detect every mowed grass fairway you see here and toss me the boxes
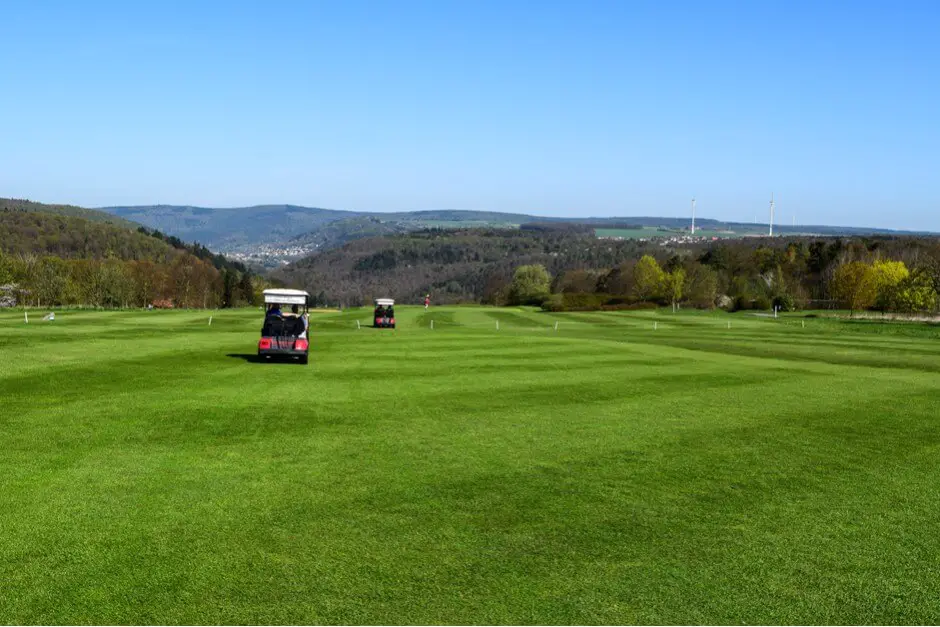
[2,306,940,624]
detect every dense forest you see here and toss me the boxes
[276,227,940,315]
[274,228,651,307]
[1,209,178,260]
[1,197,139,228]
[0,207,260,309]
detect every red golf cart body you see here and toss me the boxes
[373,298,396,329]
[258,288,310,364]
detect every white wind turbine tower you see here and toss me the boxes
[769,193,775,236]
[691,197,696,235]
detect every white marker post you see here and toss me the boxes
[654,321,657,331]
[357,320,361,330]
[554,321,558,331]
[496,320,499,331]
[208,316,212,326]
[802,319,805,329]
[727,321,731,329]
[430,319,434,330]
[24,310,28,324]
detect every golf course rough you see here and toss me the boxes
[1,306,939,624]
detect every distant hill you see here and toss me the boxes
[102,204,367,251]
[100,203,937,260]
[2,198,139,229]
[273,227,649,307]
[100,204,541,253]
[288,216,414,251]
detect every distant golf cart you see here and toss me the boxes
[258,288,310,364]
[373,298,396,329]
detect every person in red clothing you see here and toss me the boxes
[424,294,430,310]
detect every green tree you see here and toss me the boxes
[871,260,909,311]
[596,261,635,297]
[221,269,237,308]
[33,256,70,306]
[128,260,163,308]
[0,250,12,285]
[895,269,938,313]
[555,269,600,294]
[830,262,878,316]
[508,264,551,305]
[633,255,665,302]
[238,272,254,306]
[685,263,718,308]
[663,268,686,312]
[100,258,132,308]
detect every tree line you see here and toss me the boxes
[517,239,940,315]
[0,250,262,309]
[276,227,940,315]
[0,209,262,309]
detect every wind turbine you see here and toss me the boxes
[691,197,696,235]
[769,193,775,237]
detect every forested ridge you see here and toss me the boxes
[1,209,176,260]
[275,227,663,306]
[0,205,261,309]
[1,197,139,229]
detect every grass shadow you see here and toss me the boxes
[225,353,305,365]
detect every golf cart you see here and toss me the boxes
[373,298,396,329]
[258,288,310,364]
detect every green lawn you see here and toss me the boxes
[595,227,658,238]
[2,306,940,624]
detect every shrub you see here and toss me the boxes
[773,294,796,312]
[540,294,564,312]
[753,295,772,311]
[508,264,552,306]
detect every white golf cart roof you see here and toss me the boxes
[263,288,309,305]
[374,298,395,306]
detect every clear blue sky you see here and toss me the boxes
[2,0,938,229]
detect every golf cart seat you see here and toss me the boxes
[262,315,305,337]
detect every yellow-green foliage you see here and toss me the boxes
[831,261,878,313]
[664,267,686,306]
[633,255,665,302]
[872,260,909,310]
[896,270,938,312]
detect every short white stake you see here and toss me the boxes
[802,319,805,329]
[727,321,731,329]
[208,316,212,326]
[554,321,558,331]
[431,319,434,330]
[496,320,499,331]
[357,320,361,329]
[654,321,657,331]
[24,310,28,324]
